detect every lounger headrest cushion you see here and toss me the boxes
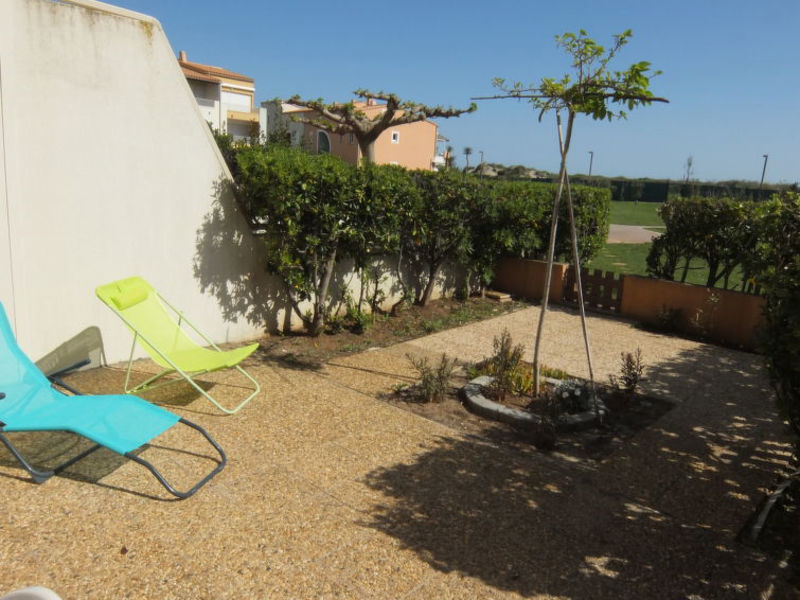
[110,287,149,310]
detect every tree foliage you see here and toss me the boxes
[646,197,758,288]
[228,143,611,332]
[487,29,667,122]
[235,146,360,336]
[286,90,476,164]
[744,192,800,441]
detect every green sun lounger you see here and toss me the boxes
[96,276,260,415]
[0,303,225,498]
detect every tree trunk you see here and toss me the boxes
[706,260,719,287]
[532,110,574,395]
[309,248,338,336]
[563,163,599,418]
[680,256,691,282]
[419,261,441,307]
[358,138,376,165]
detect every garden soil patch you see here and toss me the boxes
[383,372,676,462]
[252,296,525,369]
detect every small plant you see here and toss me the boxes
[655,305,682,332]
[406,353,457,403]
[422,318,446,333]
[551,379,592,414]
[487,329,525,401]
[609,347,645,395]
[344,293,373,334]
[540,364,571,381]
[690,293,720,338]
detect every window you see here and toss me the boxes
[317,131,331,154]
[221,90,252,112]
[348,133,355,144]
[391,131,400,144]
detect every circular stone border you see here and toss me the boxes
[460,375,608,432]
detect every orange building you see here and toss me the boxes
[263,99,446,171]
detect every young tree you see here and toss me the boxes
[684,155,694,183]
[287,90,476,165]
[475,29,668,400]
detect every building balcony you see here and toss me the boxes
[227,109,259,123]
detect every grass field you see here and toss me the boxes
[609,201,664,226]
[586,242,746,289]
[585,200,747,290]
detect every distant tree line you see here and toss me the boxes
[518,173,794,203]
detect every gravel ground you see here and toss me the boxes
[0,305,795,599]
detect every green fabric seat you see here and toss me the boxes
[96,276,260,415]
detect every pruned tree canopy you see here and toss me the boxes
[475,29,668,122]
[287,89,476,163]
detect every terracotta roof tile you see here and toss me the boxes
[178,59,254,84]
[180,65,221,84]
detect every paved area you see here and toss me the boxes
[0,306,795,599]
[608,224,661,243]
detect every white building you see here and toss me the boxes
[178,50,260,140]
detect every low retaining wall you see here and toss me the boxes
[620,275,763,350]
[492,258,568,303]
[492,258,764,350]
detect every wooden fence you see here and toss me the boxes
[562,267,624,313]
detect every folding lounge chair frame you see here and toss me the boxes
[0,309,226,499]
[96,277,260,415]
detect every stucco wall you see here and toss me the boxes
[493,258,764,350]
[0,0,271,363]
[492,258,568,303]
[372,120,437,170]
[620,275,764,350]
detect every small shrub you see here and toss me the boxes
[487,329,525,401]
[406,353,457,403]
[550,379,592,414]
[689,293,720,338]
[655,305,682,332]
[609,347,645,394]
[344,295,373,334]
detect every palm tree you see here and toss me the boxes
[463,146,473,171]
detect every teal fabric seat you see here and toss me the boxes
[0,303,225,498]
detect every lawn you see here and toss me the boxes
[586,242,651,276]
[586,242,747,289]
[609,200,664,226]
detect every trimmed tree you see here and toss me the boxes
[235,146,361,336]
[286,90,476,165]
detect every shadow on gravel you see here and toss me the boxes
[361,344,793,598]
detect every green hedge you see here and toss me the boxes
[644,191,800,445]
[746,192,800,443]
[231,145,610,330]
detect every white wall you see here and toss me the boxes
[188,80,221,129]
[0,0,270,363]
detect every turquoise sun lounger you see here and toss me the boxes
[0,303,225,498]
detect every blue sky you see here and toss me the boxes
[113,0,799,183]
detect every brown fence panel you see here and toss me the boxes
[563,267,623,313]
